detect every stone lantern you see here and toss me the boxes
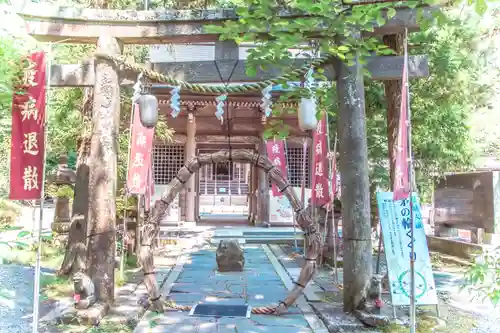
[50,154,76,243]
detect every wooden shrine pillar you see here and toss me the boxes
[247,165,254,223]
[257,129,270,225]
[185,112,197,222]
[250,162,259,224]
[334,56,372,312]
[87,36,123,304]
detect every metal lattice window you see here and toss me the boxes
[286,147,310,188]
[153,145,185,185]
[267,146,310,188]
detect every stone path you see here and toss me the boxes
[0,264,57,333]
[135,244,321,333]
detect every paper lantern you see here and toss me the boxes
[137,94,159,128]
[298,98,318,131]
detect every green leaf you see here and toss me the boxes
[475,0,488,16]
[16,231,31,239]
[310,5,322,14]
[338,45,350,53]
[0,241,12,248]
[235,7,247,16]
[4,226,23,231]
[246,66,257,77]
[376,14,386,27]
[149,319,158,328]
[387,8,396,19]
[14,241,29,248]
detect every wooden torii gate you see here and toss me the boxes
[13,3,431,316]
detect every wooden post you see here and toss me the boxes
[87,35,122,304]
[249,162,258,224]
[185,112,196,222]
[334,57,373,312]
[257,130,270,225]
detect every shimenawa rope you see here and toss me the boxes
[163,301,280,315]
[94,53,332,94]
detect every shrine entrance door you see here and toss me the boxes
[196,147,252,222]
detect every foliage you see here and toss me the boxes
[116,187,138,219]
[0,198,21,230]
[0,230,63,268]
[463,246,500,307]
[0,36,24,197]
[45,184,75,199]
[208,1,495,205]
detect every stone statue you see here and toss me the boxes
[57,215,87,277]
[72,271,96,310]
[353,274,389,327]
[216,240,245,272]
[50,154,77,244]
[366,274,384,313]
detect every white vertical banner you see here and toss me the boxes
[269,187,311,224]
[376,191,438,306]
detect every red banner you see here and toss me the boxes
[393,54,410,201]
[9,52,46,200]
[266,140,287,197]
[127,104,155,194]
[312,114,331,206]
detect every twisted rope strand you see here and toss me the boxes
[94,53,332,94]
[163,301,280,315]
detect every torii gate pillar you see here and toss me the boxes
[87,35,123,304]
[335,57,372,312]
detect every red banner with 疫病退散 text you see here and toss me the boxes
[127,104,155,194]
[9,52,47,200]
[266,140,287,197]
[312,113,331,206]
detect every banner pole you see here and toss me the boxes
[329,135,339,284]
[32,42,52,333]
[120,193,128,281]
[301,137,308,257]
[375,233,384,275]
[121,98,136,280]
[403,28,417,333]
[320,112,332,268]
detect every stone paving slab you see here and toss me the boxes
[138,311,313,333]
[136,244,317,332]
[269,245,323,302]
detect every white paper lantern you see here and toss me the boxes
[298,98,318,131]
[138,94,159,128]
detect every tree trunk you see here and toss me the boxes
[383,34,404,188]
[86,36,122,304]
[334,57,372,313]
[58,88,92,276]
[72,88,93,220]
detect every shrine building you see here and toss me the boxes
[149,44,313,226]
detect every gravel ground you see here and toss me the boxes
[0,264,57,333]
[374,254,500,333]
